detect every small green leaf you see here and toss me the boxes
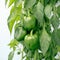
[56,45,60,51]
[44,4,52,19]
[7,6,22,33]
[14,20,23,30]
[40,28,51,56]
[32,2,44,26]
[8,0,15,7]
[50,0,57,5]
[45,0,49,6]
[40,0,44,5]
[15,0,22,7]
[56,5,60,17]
[10,6,15,15]
[8,39,19,49]
[8,51,14,60]
[24,0,36,9]
[33,50,40,60]
[52,29,60,46]
[8,16,15,33]
[50,13,59,29]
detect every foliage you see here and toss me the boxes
[6,0,60,60]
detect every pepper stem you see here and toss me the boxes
[30,30,33,36]
[28,10,30,17]
[43,22,46,30]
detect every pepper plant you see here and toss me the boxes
[6,0,60,60]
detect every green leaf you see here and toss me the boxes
[7,6,22,33]
[45,43,57,60]
[32,2,44,26]
[24,0,36,9]
[40,0,44,5]
[14,20,23,30]
[50,13,59,29]
[8,39,19,49]
[56,5,60,17]
[52,29,60,46]
[45,0,49,6]
[40,28,51,56]
[45,23,51,35]
[10,6,15,15]
[56,45,60,51]
[15,0,22,7]
[33,50,40,60]
[8,51,14,60]
[44,4,52,19]
[8,16,15,33]
[50,0,57,5]
[8,0,15,7]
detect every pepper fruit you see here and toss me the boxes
[14,22,27,41]
[24,30,39,50]
[23,16,36,31]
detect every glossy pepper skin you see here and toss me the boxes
[24,31,39,50]
[23,16,36,31]
[14,26,27,41]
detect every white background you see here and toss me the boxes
[0,0,21,60]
